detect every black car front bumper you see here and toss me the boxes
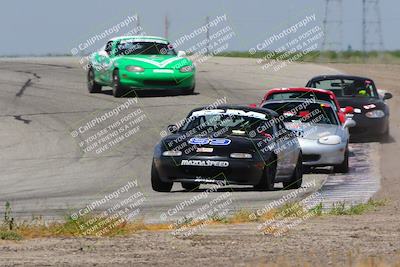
[350,113,389,138]
[154,156,266,185]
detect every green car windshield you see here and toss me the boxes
[115,40,176,56]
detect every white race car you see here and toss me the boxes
[262,99,356,173]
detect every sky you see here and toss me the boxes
[0,0,399,56]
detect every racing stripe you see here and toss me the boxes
[128,57,185,68]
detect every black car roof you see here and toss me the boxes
[189,105,278,117]
[308,74,373,82]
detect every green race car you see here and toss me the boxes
[87,36,195,97]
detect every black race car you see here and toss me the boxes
[306,75,393,139]
[151,105,303,192]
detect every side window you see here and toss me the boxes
[271,122,279,141]
[105,41,113,55]
[276,121,286,136]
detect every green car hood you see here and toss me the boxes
[114,55,192,69]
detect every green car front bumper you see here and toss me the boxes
[119,69,195,90]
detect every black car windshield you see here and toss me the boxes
[309,78,377,98]
[180,110,273,137]
[115,40,176,56]
[262,102,339,125]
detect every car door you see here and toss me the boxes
[275,121,298,177]
[284,124,300,170]
[271,121,291,178]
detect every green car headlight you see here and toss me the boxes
[179,65,194,73]
[126,66,144,72]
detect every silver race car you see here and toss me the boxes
[261,99,356,173]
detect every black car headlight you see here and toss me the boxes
[365,109,385,118]
[162,150,182,156]
[230,153,252,159]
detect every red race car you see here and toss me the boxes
[256,87,353,123]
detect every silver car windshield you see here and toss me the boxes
[262,102,339,125]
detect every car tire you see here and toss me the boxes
[87,67,102,93]
[303,165,312,174]
[254,157,276,191]
[112,69,125,97]
[182,83,195,95]
[381,125,390,142]
[181,182,199,191]
[151,161,172,192]
[283,153,303,189]
[334,147,349,173]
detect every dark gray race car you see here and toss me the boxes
[306,75,393,140]
[151,105,303,192]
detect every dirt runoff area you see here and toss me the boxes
[1,63,400,267]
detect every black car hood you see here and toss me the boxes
[161,133,261,156]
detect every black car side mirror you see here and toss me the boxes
[167,124,178,134]
[383,92,393,100]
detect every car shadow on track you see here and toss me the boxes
[171,187,282,193]
[303,167,332,175]
[99,89,199,98]
[170,183,312,193]
[350,134,395,144]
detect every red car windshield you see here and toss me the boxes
[266,91,338,111]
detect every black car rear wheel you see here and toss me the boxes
[333,148,349,173]
[283,153,303,189]
[151,161,172,192]
[181,182,199,191]
[87,67,102,93]
[254,157,276,191]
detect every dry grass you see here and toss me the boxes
[0,215,173,240]
[0,208,292,240]
[0,199,386,240]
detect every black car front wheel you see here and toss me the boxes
[151,161,173,192]
[254,157,276,191]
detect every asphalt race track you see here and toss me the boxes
[0,56,378,222]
